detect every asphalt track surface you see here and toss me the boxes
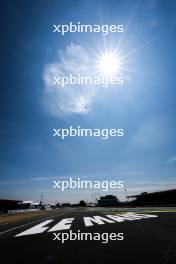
[0,208,176,264]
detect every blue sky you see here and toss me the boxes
[1,0,176,203]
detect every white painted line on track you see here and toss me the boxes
[0,217,51,235]
[0,212,68,236]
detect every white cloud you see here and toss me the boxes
[42,43,97,117]
[167,155,176,164]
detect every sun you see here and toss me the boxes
[96,51,121,77]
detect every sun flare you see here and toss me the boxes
[96,51,121,77]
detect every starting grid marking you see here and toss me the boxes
[15,212,158,237]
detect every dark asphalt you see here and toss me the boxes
[0,209,176,264]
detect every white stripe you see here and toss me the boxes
[0,211,69,236]
[0,217,51,235]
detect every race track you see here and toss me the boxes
[0,208,176,264]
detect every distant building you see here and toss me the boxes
[98,195,119,206]
[0,199,41,213]
[17,201,33,209]
[29,202,40,209]
[127,189,176,206]
[61,203,70,207]
[0,199,22,212]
